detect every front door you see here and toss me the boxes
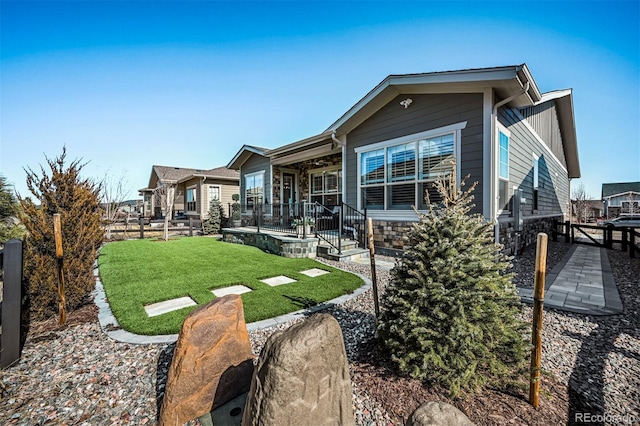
[283,173,297,205]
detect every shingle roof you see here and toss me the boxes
[151,165,239,185]
[601,182,640,198]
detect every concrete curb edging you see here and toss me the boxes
[92,264,372,345]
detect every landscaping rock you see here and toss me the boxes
[242,313,354,426]
[406,401,475,426]
[159,295,254,426]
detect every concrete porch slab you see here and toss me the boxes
[144,296,197,317]
[300,268,330,278]
[260,275,297,286]
[212,285,253,297]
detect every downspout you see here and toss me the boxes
[331,131,342,149]
[491,81,530,243]
[201,177,206,220]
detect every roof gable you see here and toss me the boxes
[326,64,541,136]
[602,182,640,198]
[227,145,268,170]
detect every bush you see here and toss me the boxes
[203,198,225,235]
[18,148,104,321]
[377,168,527,397]
[0,175,25,243]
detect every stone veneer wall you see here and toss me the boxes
[272,153,342,205]
[370,215,561,255]
[222,229,318,259]
[499,216,562,255]
[369,219,414,251]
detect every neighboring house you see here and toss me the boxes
[139,165,240,220]
[602,182,640,218]
[572,199,604,223]
[227,64,580,255]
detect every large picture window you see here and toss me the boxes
[357,123,464,212]
[310,167,342,206]
[245,171,264,210]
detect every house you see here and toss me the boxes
[602,182,640,218]
[227,64,580,255]
[572,199,604,223]
[139,165,240,220]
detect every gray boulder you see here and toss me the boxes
[407,401,475,426]
[242,313,354,426]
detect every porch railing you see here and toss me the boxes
[228,202,307,235]
[227,201,367,253]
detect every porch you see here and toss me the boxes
[222,201,368,260]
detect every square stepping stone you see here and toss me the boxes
[212,285,253,297]
[144,296,197,317]
[260,275,297,287]
[300,268,330,278]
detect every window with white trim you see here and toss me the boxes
[310,167,342,206]
[186,186,197,212]
[244,171,264,210]
[357,124,462,211]
[532,154,539,211]
[498,130,510,211]
[208,185,220,202]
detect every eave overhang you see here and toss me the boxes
[263,130,339,165]
[325,64,542,136]
[536,89,581,178]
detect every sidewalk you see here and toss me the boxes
[517,244,623,315]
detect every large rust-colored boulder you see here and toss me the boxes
[407,401,475,426]
[242,313,354,426]
[159,295,254,426]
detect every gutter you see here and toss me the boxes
[491,81,530,243]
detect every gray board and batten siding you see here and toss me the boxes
[345,93,485,215]
[519,102,568,168]
[238,153,271,205]
[497,104,569,219]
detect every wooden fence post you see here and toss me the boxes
[367,218,380,321]
[529,232,548,408]
[564,221,570,243]
[139,217,145,239]
[0,239,24,369]
[606,224,613,249]
[53,213,66,325]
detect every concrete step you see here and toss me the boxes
[317,247,369,262]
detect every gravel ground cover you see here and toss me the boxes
[1,241,638,425]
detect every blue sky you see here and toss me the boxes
[1,1,638,201]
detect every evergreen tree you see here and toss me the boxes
[18,148,104,321]
[0,175,25,243]
[377,165,527,397]
[203,198,224,235]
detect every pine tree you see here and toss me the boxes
[18,148,104,321]
[203,198,224,235]
[377,164,527,397]
[0,175,25,243]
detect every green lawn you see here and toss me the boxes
[98,238,364,335]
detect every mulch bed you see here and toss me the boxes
[350,337,572,425]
